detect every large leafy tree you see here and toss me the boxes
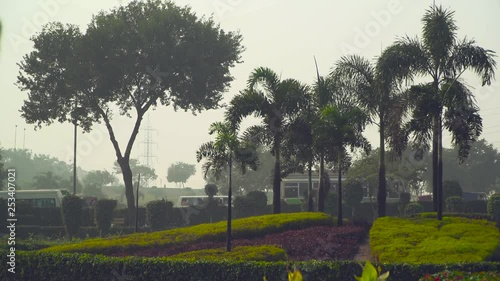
[331,55,409,217]
[226,67,308,214]
[315,92,370,226]
[16,0,243,226]
[196,121,258,251]
[82,170,116,188]
[167,162,196,188]
[378,5,496,220]
[421,139,500,194]
[113,159,157,188]
[32,171,62,190]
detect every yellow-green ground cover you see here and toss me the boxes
[166,245,287,261]
[41,212,332,254]
[370,216,500,264]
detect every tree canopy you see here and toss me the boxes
[113,159,157,188]
[167,162,196,188]
[16,0,243,226]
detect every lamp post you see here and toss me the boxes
[72,99,78,195]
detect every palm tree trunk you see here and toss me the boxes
[226,153,232,252]
[337,146,343,227]
[377,120,387,218]
[307,154,313,212]
[432,118,439,212]
[437,113,443,221]
[273,139,281,214]
[318,152,325,212]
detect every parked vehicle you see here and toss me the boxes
[177,195,232,208]
[0,189,65,207]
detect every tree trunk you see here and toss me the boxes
[226,153,232,252]
[307,155,313,212]
[432,117,439,212]
[318,152,325,212]
[337,146,343,227]
[377,120,387,218]
[273,138,281,214]
[118,157,136,227]
[437,113,443,221]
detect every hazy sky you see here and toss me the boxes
[1,0,499,189]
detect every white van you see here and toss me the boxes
[0,189,65,207]
[177,195,232,208]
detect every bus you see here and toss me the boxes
[177,195,232,208]
[0,189,65,208]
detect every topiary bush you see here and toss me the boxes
[61,195,84,240]
[445,196,464,213]
[487,193,500,222]
[146,199,171,231]
[343,181,364,217]
[443,180,462,200]
[325,193,338,215]
[399,192,411,205]
[95,199,117,236]
[404,202,424,217]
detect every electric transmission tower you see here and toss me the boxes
[139,113,158,187]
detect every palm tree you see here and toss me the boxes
[378,5,496,220]
[282,97,315,211]
[226,67,308,214]
[315,103,371,226]
[196,121,258,251]
[331,55,409,217]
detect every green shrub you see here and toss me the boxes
[487,193,500,221]
[41,212,333,254]
[343,181,364,212]
[370,216,500,264]
[246,191,268,209]
[2,251,500,281]
[167,245,287,262]
[325,193,338,215]
[95,199,117,235]
[146,199,172,231]
[404,202,424,217]
[61,195,84,240]
[445,196,464,212]
[399,192,411,205]
[443,180,462,200]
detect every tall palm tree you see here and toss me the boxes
[331,55,409,217]
[226,67,308,214]
[378,5,496,220]
[281,96,315,211]
[315,103,371,226]
[196,121,258,251]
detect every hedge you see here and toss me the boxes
[370,217,500,264]
[1,251,500,281]
[41,212,333,255]
[11,226,146,240]
[167,245,287,262]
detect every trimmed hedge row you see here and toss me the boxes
[41,212,333,254]
[1,251,500,281]
[167,245,288,262]
[10,226,145,240]
[370,217,500,264]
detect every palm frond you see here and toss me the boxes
[247,67,280,95]
[448,38,497,86]
[422,5,457,65]
[225,89,269,129]
[377,36,430,87]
